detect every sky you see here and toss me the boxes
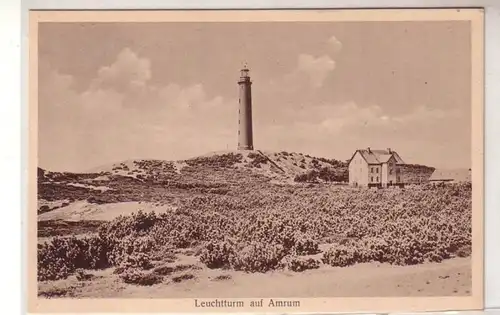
[38,21,472,172]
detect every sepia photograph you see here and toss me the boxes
[28,9,484,313]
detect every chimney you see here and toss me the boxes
[387,148,392,153]
[367,147,371,153]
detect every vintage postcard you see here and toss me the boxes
[28,9,484,313]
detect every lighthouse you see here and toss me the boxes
[237,65,254,150]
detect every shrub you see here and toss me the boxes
[172,273,195,283]
[185,153,243,168]
[39,205,51,213]
[291,233,320,255]
[38,286,75,298]
[153,265,174,276]
[212,274,232,281]
[283,256,320,272]
[114,252,154,273]
[37,235,112,281]
[37,183,472,277]
[322,245,359,267]
[199,240,235,269]
[119,268,163,286]
[456,245,472,258]
[229,243,286,273]
[107,235,157,266]
[294,170,319,183]
[248,152,268,167]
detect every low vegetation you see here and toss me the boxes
[401,164,436,184]
[38,180,472,283]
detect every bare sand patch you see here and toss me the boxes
[38,257,471,298]
[37,201,175,222]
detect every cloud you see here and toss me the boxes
[93,48,152,91]
[38,65,77,109]
[280,36,341,89]
[327,35,342,53]
[262,101,459,142]
[254,101,465,167]
[391,105,458,123]
[39,46,467,172]
[282,102,387,134]
[39,48,236,172]
[290,54,336,88]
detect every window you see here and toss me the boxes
[238,130,240,135]
[376,168,379,173]
[376,176,379,182]
[397,176,400,182]
[389,169,393,175]
[371,176,373,182]
[371,167,374,173]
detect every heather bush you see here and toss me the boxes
[199,240,235,269]
[98,210,157,240]
[291,233,320,255]
[114,252,154,274]
[152,264,174,276]
[38,286,75,298]
[229,242,286,272]
[38,235,112,281]
[172,273,196,283]
[107,235,157,266]
[119,268,163,286]
[38,182,472,279]
[322,245,359,267]
[248,152,268,167]
[213,274,232,281]
[283,256,320,272]
[456,245,472,258]
[185,153,243,168]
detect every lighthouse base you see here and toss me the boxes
[238,145,254,150]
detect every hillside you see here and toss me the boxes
[37,150,472,298]
[37,150,348,215]
[401,164,436,184]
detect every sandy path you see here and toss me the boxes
[39,257,471,298]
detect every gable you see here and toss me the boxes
[384,155,397,165]
[348,150,367,166]
[391,152,405,164]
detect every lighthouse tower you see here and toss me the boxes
[237,65,254,150]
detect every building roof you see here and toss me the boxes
[349,148,405,165]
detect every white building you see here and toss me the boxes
[348,148,405,188]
